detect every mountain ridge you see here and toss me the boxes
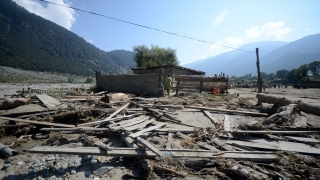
[0,0,136,76]
[183,34,320,76]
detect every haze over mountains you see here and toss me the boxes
[184,34,320,76]
[0,0,135,76]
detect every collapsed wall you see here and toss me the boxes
[96,71,163,97]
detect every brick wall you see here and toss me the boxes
[96,71,163,96]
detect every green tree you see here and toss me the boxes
[295,64,309,81]
[286,69,297,82]
[308,61,320,79]
[275,69,289,78]
[260,72,268,79]
[85,77,94,83]
[268,73,275,80]
[133,45,179,67]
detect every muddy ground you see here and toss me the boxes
[0,86,320,180]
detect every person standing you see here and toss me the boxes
[166,75,172,95]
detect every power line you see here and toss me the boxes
[37,0,254,53]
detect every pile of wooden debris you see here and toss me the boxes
[1,90,320,179]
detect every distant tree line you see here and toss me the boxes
[231,61,320,84]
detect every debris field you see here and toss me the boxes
[0,88,320,180]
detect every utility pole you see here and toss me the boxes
[256,48,262,93]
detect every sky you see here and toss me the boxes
[13,0,320,65]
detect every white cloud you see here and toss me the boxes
[212,10,228,27]
[245,21,291,39]
[200,55,207,59]
[226,36,244,46]
[305,28,311,31]
[86,39,93,44]
[13,0,76,30]
[209,42,232,56]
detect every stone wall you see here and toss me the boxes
[96,71,163,96]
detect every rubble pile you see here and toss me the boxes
[0,89,320,179]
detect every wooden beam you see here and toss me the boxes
[136,137,164,157]
[283,136,319,143]
[130,123,166,138]
[227,140,320,155]
[17,110,59,119]
[104,102,130,120]
[176,132,192,141]
[153,129,194,133]
[40,127,109,132]
[29,146,276,161]
[77,113,142,127]
[111,119,147,131]
[185,106,268,117]
[224,115,230,131]
[108,116,146,128]
[203,111,221,128]
[166,133,173,150]
[0,116,75,128]
[124,119,155,131]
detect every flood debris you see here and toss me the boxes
[0,88,319,179]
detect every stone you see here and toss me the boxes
[16,161,24,165]
[3,163,11,169]
[91,160,97,163]
[120,167,125,170]
[71,169,77,174]
[47,156,56,161]
[95,166,113,176]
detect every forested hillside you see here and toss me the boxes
[0,0,135,76]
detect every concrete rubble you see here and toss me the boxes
[0,87,320,179]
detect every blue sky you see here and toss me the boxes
[13,0,320,64]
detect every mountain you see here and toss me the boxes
[184,34,320,76]
[184,41,288,76]
[0,0,135,76]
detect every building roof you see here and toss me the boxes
[131,65,205,75]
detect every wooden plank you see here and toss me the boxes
[213,138,234,151]
[0,116,75,128]
[166,133,173,150]
[130,123,166,138]
[203,111,220,128]
[124,119,155,131]
[185,105,268,117]
[104,102,130,120]
[17,110,59,119]
[121,133,139,148]
[153,129,194,133]
[36,94,61,110]
[224,115,230,131]
[141,105,184,110]
[232,130,320,134]
[29,147,276,161]
[136,137,164,157]
[176,132,192,141]
[228,140,320,155]
[40,127,109,132]
[77,113,142,127]
[283,136,319,143]
[112,119,147,130]
[197,142,219,152]
[108,116,146,128]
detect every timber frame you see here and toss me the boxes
[174,75,229,95]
